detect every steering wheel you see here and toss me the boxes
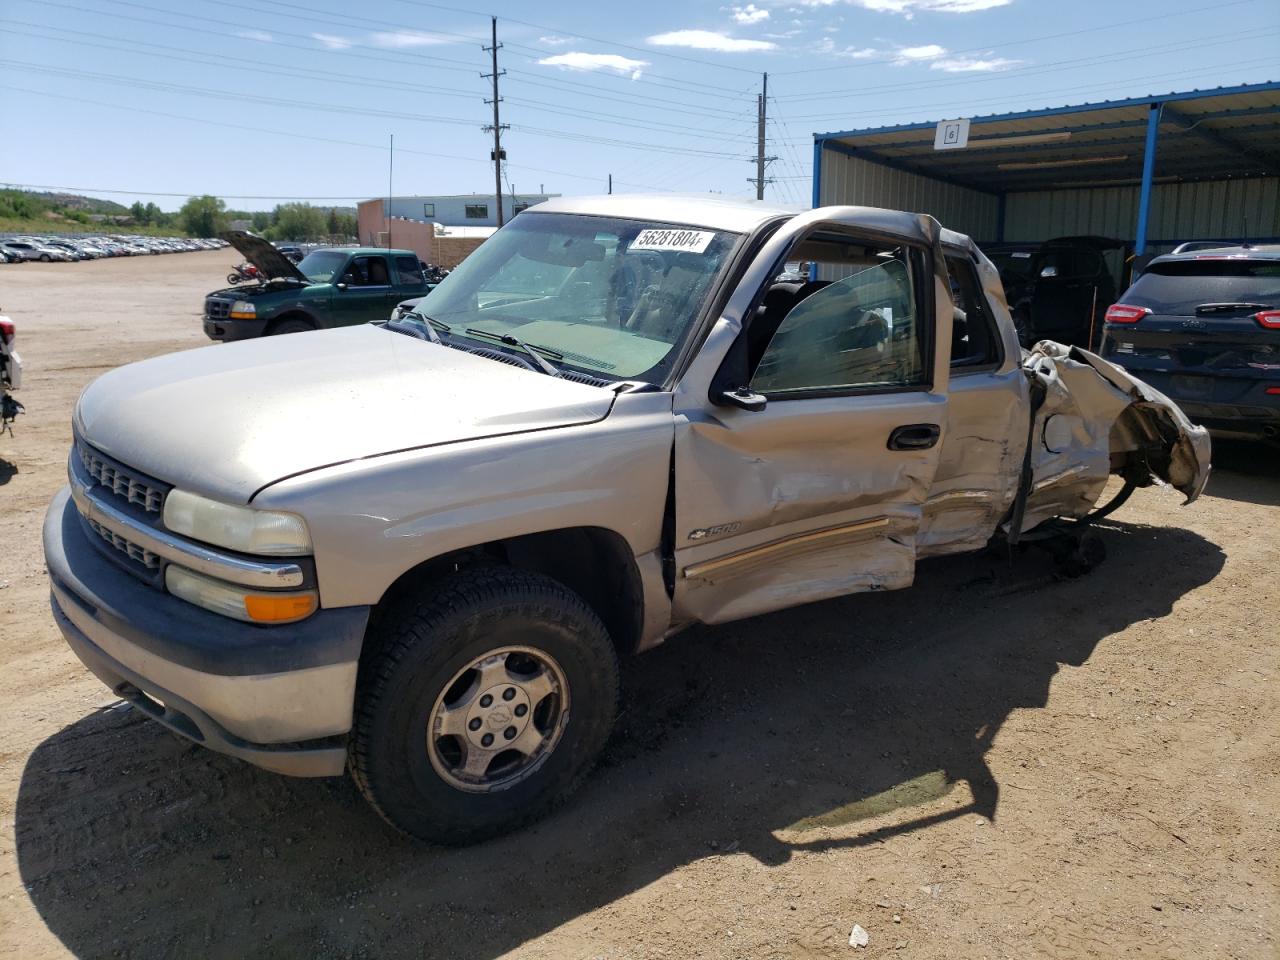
[613,251,665,327]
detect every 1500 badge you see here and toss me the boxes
[688,522,741,540]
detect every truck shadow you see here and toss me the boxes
[14,521,1224,960]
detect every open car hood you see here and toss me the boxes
[219,230,308,283]
[1016,342,1211,532]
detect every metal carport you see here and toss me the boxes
[811,81,1280,260]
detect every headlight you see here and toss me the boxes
[229,300,256,319]
[166,566,317,623]
[163,489,312,556]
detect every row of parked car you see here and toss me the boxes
[0,234,228,263]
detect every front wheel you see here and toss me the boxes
[348,567,619,844]
[39,254,51,262]
[269,318,315,335]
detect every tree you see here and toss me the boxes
[326,207,339,237]
[267,202,327,241]
[251,211,270,231]
[143,202,163,226]
[129,201,146,223]
[179,195,227,238]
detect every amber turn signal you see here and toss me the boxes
[245,593,319,623]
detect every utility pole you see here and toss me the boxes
[482,16,508,227]
[386,133,393,249]
[748,72,776,200]
[608,173,612,195]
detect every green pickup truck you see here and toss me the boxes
[204,231,431,341]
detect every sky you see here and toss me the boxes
[1,0,1277,212]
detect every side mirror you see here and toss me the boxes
[1039,266,1058,279]
[335,282,348,291]
[719,387,767,412]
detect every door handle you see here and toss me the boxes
[887,423,940,451]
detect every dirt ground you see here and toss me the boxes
[0,252,1276,960]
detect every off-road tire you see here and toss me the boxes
[348,566,620,844]
[269,317,315,335]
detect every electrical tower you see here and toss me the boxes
[482,16,509,227]
[747,72,777,200]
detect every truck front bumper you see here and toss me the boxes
[204,315,269,341]
[44,487,370,777]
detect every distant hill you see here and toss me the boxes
[23,191,130,215]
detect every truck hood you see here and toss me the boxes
[219,229,308,283]
[74,325,615,503]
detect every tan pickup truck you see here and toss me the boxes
[44,196,1209,843]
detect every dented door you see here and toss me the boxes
[669,208,955,626]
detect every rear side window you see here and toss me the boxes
[1125,260,1280,316]
[395,256,423,285]
[946,255,1002,369]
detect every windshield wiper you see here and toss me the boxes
[1195,302,1270,314]
[463,327,562,377]
[385,313,450,345]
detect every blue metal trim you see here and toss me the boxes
[812,138,824,209]
[1135,104,1163,256]
[827,105,1280,152]
[813,80,1280,142]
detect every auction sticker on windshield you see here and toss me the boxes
[629,230,715,254]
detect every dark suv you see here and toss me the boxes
[1099,245,1280,444]
[1006,236,1127,348]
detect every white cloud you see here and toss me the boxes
[311,33,352,50]
[794,0,1010,15]
[647,29,777,52]
[238,30,273,43]
[732,3,771,23]
[895,43,946,60]
[930,54,1021,71]
[538,35,571,46]
[538,51,650,80]
[369,30,452,48]
[816,37,880,57]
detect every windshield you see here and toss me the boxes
[410,213,741,382]
[296,250,348,282]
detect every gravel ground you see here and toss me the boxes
[0,252,1276,960]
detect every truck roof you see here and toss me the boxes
[341,247,420,257]
[530,194,802,234]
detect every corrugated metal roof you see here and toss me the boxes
[817,82,1280,194]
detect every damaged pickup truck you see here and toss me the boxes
[45,197,1209,843]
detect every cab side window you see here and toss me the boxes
[750,236,928,396]
[946,255,1002,369]
[395,256,423,285]
[344,256,390,286]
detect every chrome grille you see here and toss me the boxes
[86,517,161,570]
[77,442,166,513]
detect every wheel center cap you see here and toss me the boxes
[487,705,513,728]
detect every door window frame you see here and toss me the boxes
[729,228,937,402]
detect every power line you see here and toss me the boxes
[773,27,1278,104]
[382,0,761,79]
[774,57,1280,128]
[773,0,1266,76]
[2,87,670,193]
